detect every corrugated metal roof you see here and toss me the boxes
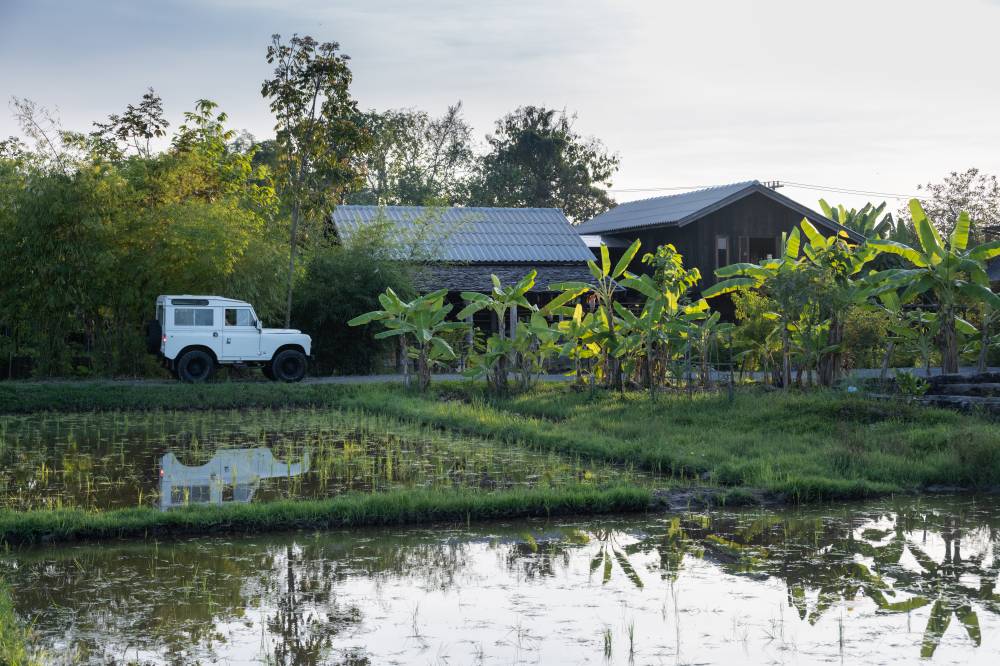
[577,182,757,234]
[576,181,862,240]
[332,205,595,263]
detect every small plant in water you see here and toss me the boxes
[602,625,612,660]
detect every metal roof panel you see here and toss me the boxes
[331,205,596,264]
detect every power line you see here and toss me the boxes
[609,185,712,193]
[609,180,925,201]
[780,181,923,200]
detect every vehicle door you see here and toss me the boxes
[170,305,223,358]
[222,307,262,360]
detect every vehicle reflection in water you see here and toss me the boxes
[158,447,310,509]
[3,495,1000,664]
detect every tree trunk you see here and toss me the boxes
[978,328,991,373]
[940,309,959,374]
[491,310,508,394]
[819,318,844,387]
[417,347,431,392]
[879,341,895,385]
[645,338,655,397]
[400,337,410,388]
[781,327,791,390]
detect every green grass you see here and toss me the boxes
[0,485,651,546]
[0,578,38,666]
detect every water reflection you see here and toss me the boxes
[4,496,1000,664]
[0,410,646,511]
[159,447,310,509]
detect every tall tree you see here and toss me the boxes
[349,102,474,205]
[904,168,1000,244]
[261,34,369,327]
[90,88,169,159]
[468,106,618,222]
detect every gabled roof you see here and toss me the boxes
[331,205,595,264]
[576,180,863,241]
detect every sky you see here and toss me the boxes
[2,0,999,214]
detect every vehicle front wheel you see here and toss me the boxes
[271,349,307,382]
[176,349,216,383]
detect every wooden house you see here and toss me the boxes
[576,181,862,301]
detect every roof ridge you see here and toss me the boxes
[610,180,760,207]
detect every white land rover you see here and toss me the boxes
[146,295,312,383]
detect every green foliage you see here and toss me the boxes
[842,306,889,369]
[870,199,1000,373]
[895,370,930,397]
[0,579,39,665]
[348,103,474,205]
[348,288,464,391]
[261,33,370,325]
[458,271,538,393]
[467,106,619,222]
[0,97,285,377]
[294,224,415,374]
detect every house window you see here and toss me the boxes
[174,308,214,326]
[716,236,730,268]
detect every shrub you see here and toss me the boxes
[293,222,415,375]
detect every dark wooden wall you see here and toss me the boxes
[602,192,829,290]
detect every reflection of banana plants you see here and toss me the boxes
[588,529,645,589]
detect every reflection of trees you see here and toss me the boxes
[263,546,362,666]
[623,501,1000,658]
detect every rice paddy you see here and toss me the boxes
[0,407,652,512]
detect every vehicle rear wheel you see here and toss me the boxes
[272,349,307,383]
[176,349,215,383]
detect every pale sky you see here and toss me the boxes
[2,0,999,213]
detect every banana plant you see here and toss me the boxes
[690,310,734,387]
[510,311,562,390]
[975,300,999,372]
[347,288,465,391]
[615,244,704,394]
[553,303,600,386]
[550,239,642,390]
[796,219,882,385]
[819,199,894,240]
[870,199,1000,373]
[703,227,807,389]
[457,271,537,394]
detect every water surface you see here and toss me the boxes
[4,495,1000,664]
[0,409,646,510]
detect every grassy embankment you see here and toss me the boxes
[1,380,998,545]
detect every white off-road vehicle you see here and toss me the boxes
[146,295,312,383]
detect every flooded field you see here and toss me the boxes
[4,495,999,664]
[0,409,647,510]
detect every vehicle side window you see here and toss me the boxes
[225,308,256,327]
[174,308,214,326]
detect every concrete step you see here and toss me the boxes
[929,371,1000,386]
[920,394,1000,414]
[932,383,1000,397]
